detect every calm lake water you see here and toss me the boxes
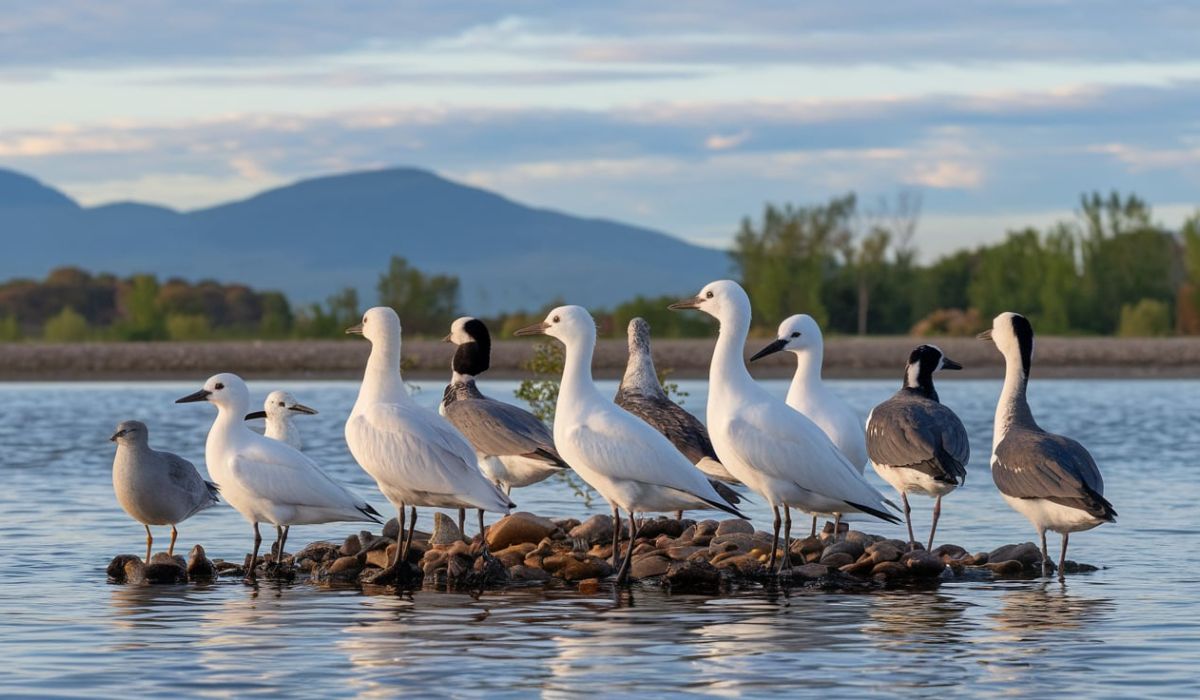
[0,377,1196,698]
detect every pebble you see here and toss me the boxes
[715,519,754,536]
[569,514,614,545]
[429,513,466,546]
[486,512,559,550]
[631,554,672,579]
[382,517,401,540]
[664,560,720,589]
[187,545,217,581]
[339,535,361,557]
[794,563,832,579]
[988,542,1044,569]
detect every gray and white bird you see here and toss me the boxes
[981,312,1116,576]
[614,317,742,519]
[440,316,570,534]
[866,345,969,551]
[110,420,220,562]
[244,390,318,451]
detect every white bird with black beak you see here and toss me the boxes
[345,307,514,582]
[244,390,318,451]
[514,305,746,583]
[981,312,1116,577]
[750,313,869,537]
[176,373,380,582]
[670,280,900,574]
[865,345,969,551]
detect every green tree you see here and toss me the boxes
[0,315,20,341]
[115,274,164,340]
[43,307,90,342]
[1118,299,1172,336]
[166,313,212,340]
[377,256,460,336]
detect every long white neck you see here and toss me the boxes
[786,347,824,406]
[265,416,300,449]
[354,337,408,411]
[994,352,1036,448]
[558,335,602,412]
[211,401,251,449]
[710,305,753,397]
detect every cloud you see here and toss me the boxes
[704,130,750,151]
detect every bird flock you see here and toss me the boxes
[110,279,1116,584]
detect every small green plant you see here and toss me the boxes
[657,367,688,406]
[165,313,212,341]
[43,307,89,342]
[0,315,21,342]
[1117,299,1171,337]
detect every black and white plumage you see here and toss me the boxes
[982,312,1116,576]
[614,318,742,513]
[866,345,969,550]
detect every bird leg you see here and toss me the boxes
[144,524,153,563]
[615,509,640,584]
[168,525,178,557]
[810,515,817,539]
[393,504,406,567]
[611,504,621,568]
[279,525,291,574]
[1058,532,1069,580]
[246,522,262,583]
[675,510,683,521]
[1039,529,1050,578]
[833,513,843,543]
[769,506,781,572]
[457,508,466,539]
[902,492,915,551]
[777,507,793,574]
[269,524,285,575]
[401,506,418,563]
[477,509,492,557]
[927,495,942,551]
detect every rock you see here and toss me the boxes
[487,512,559,550]
[653,534,678,550]
[677,524,697,542]
[664,560,720,590]
[577,578,601,594]
[840,558,877,577]
[294,541,340,565]
[494,543,535,568]
[187,545,217,581]
[145,553,188,584]
[867,543,904,564]
[631,543,659,557]
[1061,561,1099,574]
[791,537,825,562]
[844,530,881,546]
[382,517,401,540]
[446,553,473,579]
[472,553,508,585]
[631,554,671,579]
[422,550,448,575]
[715,519,754,536]
[822,540,865,561]
[508,564,552,583]
[666,545,706,561]
[429,512,466,546]
[360,561,422,586]
[794,563,831,579]
[711,532,771,553]
[637,517,685,539]
[985,560,1026,576]
[965,552,990,566]
[215,560,244,576]
[903,550,946,577]
[558,556,612,581]
[932,544,969,561]
[871,561,908,579]
[328,555,361,575]
[988,542,1044,570]
[339,535,361,557]
[713,553,767,576]
[819,552,855,568]
[694,520,720,538]
[107,554,144,583]
[569,514,614,545]
[365,545,396,569]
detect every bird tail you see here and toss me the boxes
[204,480,221,502]
[699,495,749,520]
[711,480,743,505]
[843,499,903,524]
[358,503,383,524]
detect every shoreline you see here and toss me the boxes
[3,336,1200,381]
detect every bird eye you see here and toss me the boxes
[215,383,224,390]
[790,332,800,338]
[278,401,285,406]
[552,315,560,323]
[705,290,714,299]
[363,317,368,324]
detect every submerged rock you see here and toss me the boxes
[187,545,217,581]
[107,554,145,584]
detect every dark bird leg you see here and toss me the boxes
[402,506,418,563]
[778,507,793,574]
[168,525,178,557]
[833,513,843,543]
[675,510,683,521]
[810,515,817,539]
[278,525,291,574]
[769,506,781,572]
[394,504,406,566]
[269,524,285,576]
[616,509,639,584]
[1039,529,1050,578]
[611,504,621,568]
[478,509,492,557]
[144,524,153,563]
[246,522,262,583]
[902,492,915,551]
[1058,532,1069,579]
[457,508,466,538]
[927,495,943,551]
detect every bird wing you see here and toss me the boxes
[992,428,1115,519]
[227,439,364,512]
[348,402,511,510]
[616,392,719,464]
[443,397,564,465]
[160,450,220,511]
[866,395,969,482]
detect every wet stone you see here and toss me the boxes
[107,554,144,584]
[794,563,831,579]
[382,517,401,540]
[487,512,559,550]
[339,535,361,557]
[187,545,217,581]
[932,544,970,561]
[430,512,466,547]
[988,542,1044,569]
[822,540,866,561]
[903,550,946,577]
[631,554,671,579]
[664,560,720,590]
[508,564,551,583]
[715,519,754,536]
[819,552,855,568]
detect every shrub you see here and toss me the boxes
[43,307,89,342]
[1117,299,1171,337]
[166,313,212,341]
[0,315,20,342]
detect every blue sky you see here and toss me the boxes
[3,1,1199,257]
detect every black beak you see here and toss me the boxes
[109,430,123,442]
[976,329,993,340]
[175,389,211,404]
[942,357,964,370]
[244,411,267,421]
[668,295,703,311]
[346,323,364,335]
[749,338,788,362]
[289,404,318,415]
[513,321,549,337]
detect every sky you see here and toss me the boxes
[2,1,1199,258]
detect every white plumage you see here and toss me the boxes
[246,390,318,451]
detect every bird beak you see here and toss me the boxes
[749,338,788,362]
[109,430,123,442]
[668,295,703,311]
[441,333,453,343]
[289,404,318,415]
[513,321,549,337]
[345,323,364,335]
[941,357,964,370]
[244,411,267,421]
[976,329,993,340]
[175,389,211,404]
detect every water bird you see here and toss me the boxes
[346,307,514,581]
[514,305,746,582]
[670,280,900,573]
[981,312,1116,576]
[110,420,220,562]
[865,345,969,550]
[245,390,318,450]
[750,313,869,537]
[614,317,743,519]
[176,373,380,582]
[440,316,570,533]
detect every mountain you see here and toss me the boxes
[0,167,730,314]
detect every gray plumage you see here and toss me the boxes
[442,380,567,468]
[993,423,1115,520]
[111,420,220,526]
[867,391,969,484]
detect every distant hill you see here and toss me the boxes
[0,167,731,314]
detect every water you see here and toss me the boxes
[0,378,1196,698]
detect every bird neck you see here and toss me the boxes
[452,341,490,377]
[356,340,408,410]
[787,348,824,401]
[902,362,939,401]
[559,338,601,409]
[995,352,1036,446]
[621,346,664,398]
[265,416,295,442]
[711,309,753,392]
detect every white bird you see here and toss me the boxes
[110,419,220,562]
[345,307,514,581]
[176,373,380,582]
[981,312,1116,577]
[865,345,969,551]
[514,305,745,583]
[670,280,900,573]
[244,390,318,451]
[749,313,870,537]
